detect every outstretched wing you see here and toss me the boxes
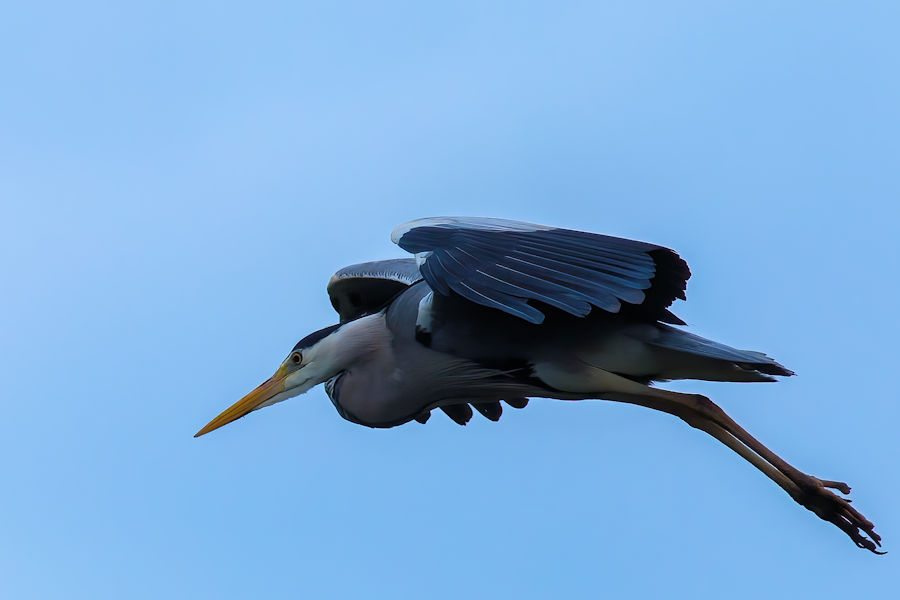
[391,217,690,324]
[327,259,422,322]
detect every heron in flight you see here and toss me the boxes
[196,217,881,552]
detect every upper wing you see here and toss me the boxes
[391,217,690,325]
[327,259,422,322]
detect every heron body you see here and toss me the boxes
[324,282,787,428]
[196,217,882,553]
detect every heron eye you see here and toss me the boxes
[290,352,302,365]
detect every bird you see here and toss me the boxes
[195,216,881,553]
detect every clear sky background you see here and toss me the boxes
[2,1,898,598]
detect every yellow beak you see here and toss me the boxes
[194,365,289,437]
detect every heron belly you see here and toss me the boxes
[531,360,659,397]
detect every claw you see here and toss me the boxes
[798,481,883,554]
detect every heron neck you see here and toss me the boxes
[308,314,390,377]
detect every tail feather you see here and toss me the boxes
[645,324,794,382]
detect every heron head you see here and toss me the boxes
[194,324,342,437]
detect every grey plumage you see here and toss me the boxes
[392,217,689,325]
[327,259,422,322]
[196,216,881,554]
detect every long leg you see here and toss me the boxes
[602,389,883,553]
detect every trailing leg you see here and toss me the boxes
[601,389,883,553]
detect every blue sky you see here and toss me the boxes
[2,1,898,597]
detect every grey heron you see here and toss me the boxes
[195,217,881,553]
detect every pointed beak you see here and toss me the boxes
[194,365,290,437]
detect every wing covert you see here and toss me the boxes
[327,259,422,322]
[391,217,689,325]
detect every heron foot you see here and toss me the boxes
[792,474,883,554]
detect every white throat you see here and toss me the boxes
[289,313,389,392]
